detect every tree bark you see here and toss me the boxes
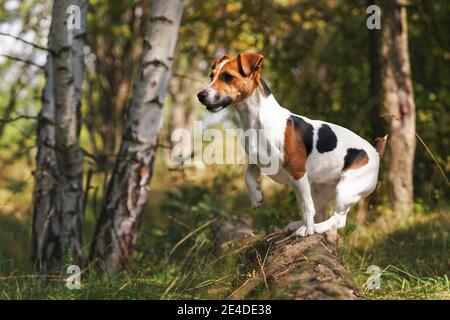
[379,0,416,218]
[212,220,361,300]
[31,0,87,272]
[31,56,59,270]
[90,0,184,273]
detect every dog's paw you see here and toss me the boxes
[249,189,263,209]
[295,225,315,237]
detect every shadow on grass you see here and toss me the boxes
[352,213,449,277]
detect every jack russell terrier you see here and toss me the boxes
[197,53,387,237]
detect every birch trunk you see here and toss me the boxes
[90,0,184,273]
[379,0,416,218]
[31,0,87,272]
[31,56,60,270]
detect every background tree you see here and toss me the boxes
[379,0,417,219]
[89,0,184,273]
[31,54,57,270]
[31,0,87,271]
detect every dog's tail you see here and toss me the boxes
[373,135,388,158]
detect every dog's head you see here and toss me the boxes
[197,53,264,112]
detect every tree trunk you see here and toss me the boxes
[212,220,361,300]
[31,0,87,272]
[379,0,416,219]
[90,0,184,274]
[31,56,59,270]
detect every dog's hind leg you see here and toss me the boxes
[313,169,377,233]
[313,183,359,233]
[245,163,263,209]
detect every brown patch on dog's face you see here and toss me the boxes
[210,57,260,103]
[210,54,230,71]
[197,53,264,112]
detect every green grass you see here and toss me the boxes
[0,166,448,300]
[342,210,449,300]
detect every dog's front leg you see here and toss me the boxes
[245,164,263,209]
[290,174,315,237]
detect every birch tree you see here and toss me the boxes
[31,0,87,272]
[31,56,59,270]
[90,0,184,273]
[379,0,416,218]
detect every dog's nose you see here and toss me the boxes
[197,90,207,104]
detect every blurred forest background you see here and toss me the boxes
[0,0,448,299]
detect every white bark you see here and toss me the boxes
[32,0,87,272]
[32,55,59,269]
[90,0,184,273]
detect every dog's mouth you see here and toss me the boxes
[205,97,233,113]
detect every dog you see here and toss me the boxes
[197,53,387,237]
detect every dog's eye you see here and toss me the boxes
[209,73,214,80]
[221,72,234,82]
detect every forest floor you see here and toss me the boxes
[0,163,448,300]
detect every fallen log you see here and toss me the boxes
[212,219,361,300]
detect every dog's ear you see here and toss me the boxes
[211,54,230,70]
[237,53,264,76]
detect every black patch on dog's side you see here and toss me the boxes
[342,148,368,170]
[260,78,272,97]
[288,115,314,155]
[316,124,337,153]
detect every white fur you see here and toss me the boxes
[234,87,381,236]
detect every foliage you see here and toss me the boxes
[0,0,448,300]
[1,167,448,299]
